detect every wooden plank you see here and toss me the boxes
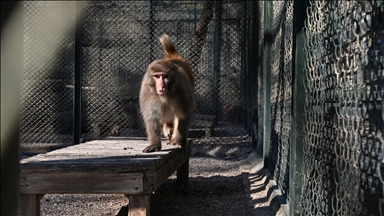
[192,114,217,127]
[20,159,157,174]
[177,159,189,187]
[21,153,164,161]
[19,194,43,216]
[20,173,143,194]
[20,155,163,162]
[152,141,191,190]
[128,194,151,216]
[23,145,151,156]
[194,114,217,121]
[33,150,169,157]
[18,137,193,216]
[142,172,154,194]
[20,139,184,173]
[21,138,177,158]
[20,153,180,174]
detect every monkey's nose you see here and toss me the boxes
[161,79,166,86]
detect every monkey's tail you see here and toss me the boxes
[159,34,181,59]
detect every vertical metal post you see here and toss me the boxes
[241,0,248,131]
[193,1,197,31]
[149,0,155,62]
[74,1,83,144]
[212,1,222,116]
[263,1,272,167]
[290,1,307,215]
[249,1,260,150]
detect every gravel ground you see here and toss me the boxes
[29,141,286,216]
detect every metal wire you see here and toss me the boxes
[21,1,76,146]
[20,0,253,149]
[258,0,295,203]
[79,1,252,146]
[19,1,383,214]
[303,1,383,215]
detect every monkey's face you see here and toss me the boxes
[153,73,170,95]
[147,60,176,96]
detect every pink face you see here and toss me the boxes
[153,73,170,95]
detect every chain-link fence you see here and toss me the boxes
[249,0,383,215]
[80,1,252,150]
[19,0,383,215]
[268,0,294,203]
[302,1,383,215]
[21,0,253,152]
[21,1,76,150]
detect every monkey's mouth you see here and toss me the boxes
[157,88,167,95]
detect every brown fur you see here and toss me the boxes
[139,34,196,153]
[159,34,195,89]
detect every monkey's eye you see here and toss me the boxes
[153,74,170,80]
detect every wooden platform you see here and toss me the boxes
[191,114,217,138]
[19,137,192,216]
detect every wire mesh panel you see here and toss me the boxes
[80,0,253,151]
[81,1,149,140]
[20,2,77,149]
[19,0,384,212]
[303,1,384,215]
[245,1,265,156]
[266,0,294,202]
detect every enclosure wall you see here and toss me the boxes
[18,1,384,215]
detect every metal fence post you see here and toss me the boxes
[212,1,222,116]
[74,1,83,144]
[149,0,155,62]
[241,0,248,132]
[290,1,307,215]
[263,1,272,167]
[248,1,260,150]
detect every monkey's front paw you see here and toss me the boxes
[167,137,177,145]
[143,145,161,153]
[166,134,172,143]
[166,139,173,145]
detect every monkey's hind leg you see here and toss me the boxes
[163,123,174,145]
[169,117,180,146]
[173,117,190,153]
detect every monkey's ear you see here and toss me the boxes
[143,71,155,86]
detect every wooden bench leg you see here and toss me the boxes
[127,194,150,216]
[177,159,189,187]
[19,194,44,216]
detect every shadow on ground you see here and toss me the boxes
[117,168,284,216]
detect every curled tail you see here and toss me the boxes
[159,34,181,59]
[159,34,195,89]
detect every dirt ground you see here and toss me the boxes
[30,140,287,216]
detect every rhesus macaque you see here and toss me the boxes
[139,34,196,153]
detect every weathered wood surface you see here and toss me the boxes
[191,115,217,137]
[19,194,43,216]
[20,173,144,194]
[127,195,151,216]
[19,137,191,216]
[192,114,217,127]
[20,137,188,174]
